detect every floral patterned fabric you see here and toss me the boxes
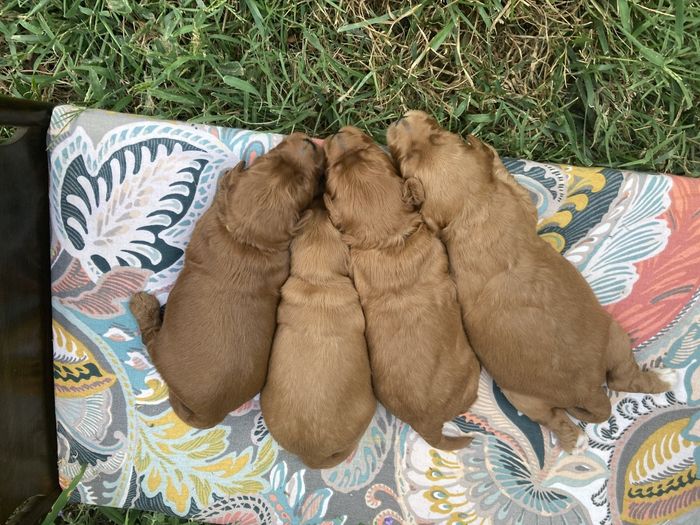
[49,105,700,524]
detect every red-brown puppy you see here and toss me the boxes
[130,134,324,428]
[387,111,675,452]
[324,126,480,451]
[261,200,376,468]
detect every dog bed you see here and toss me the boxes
[49,105,700,524]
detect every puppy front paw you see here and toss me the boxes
[557,426,587,454]
[130,291,160,319]
[402,177,425,207]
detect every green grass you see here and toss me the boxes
[1,0,698,175]
[0,0,698,523]
[57,506,197,525]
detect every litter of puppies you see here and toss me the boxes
[131,113,676,468]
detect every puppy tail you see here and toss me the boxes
[419,427,473,451]
[129,291,162,349]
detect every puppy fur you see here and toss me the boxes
[261,200,376,469]
[387,111,675,451]
[323,126,480,451]
[130,134,324,428]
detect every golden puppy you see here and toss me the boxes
[323,126,480,451]
[261,199,376,468]
[130,134,324,429]
[387,111,676,452]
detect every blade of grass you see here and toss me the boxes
[40,463,87,525]
[0,0,695,176]
[221,76,260,97]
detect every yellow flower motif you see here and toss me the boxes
[135,410,277,516]
[538,166,608,252]
[53,320,116,398]
[539,231,566,253]
[135,376,170,404]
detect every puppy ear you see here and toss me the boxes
[402,177,425,207]
[217,161,245,194]
[485,144,538,222]
[290,208,313,236]
[343,249,354,281]
[215,162,246,227]
[323,193,338,224]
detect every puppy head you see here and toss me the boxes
[323,126,376,166]
[217,133,324,249]
[386,110,495,226]
[323,127,420,248]
[386,110,447,167]
[264,132,326,206]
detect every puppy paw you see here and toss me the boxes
[129,291,160,319]
[557,425,586,454]
[465,134,488,151]
[572,431,589,455]
[653,368,677,391]
[217,161,245,193]
[402,177,425,207]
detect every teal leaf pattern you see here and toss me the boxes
[321,406,394,493]
[572,173,672,305]
[267,462,344,525]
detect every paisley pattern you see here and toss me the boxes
[49,107,700,524]
[537,166,623,254]
[610,409,699,525]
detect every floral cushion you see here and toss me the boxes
[49,105,700,524]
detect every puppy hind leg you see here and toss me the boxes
[502,389,585,453]
[130,292,162,348]
[549,408,588,454]
[605,321,675,394]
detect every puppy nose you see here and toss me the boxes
[303,137,318,151]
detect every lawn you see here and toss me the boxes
[1,0,698,176]
[0,1,698,524]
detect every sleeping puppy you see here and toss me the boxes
[130,134,324,429]
[323,126,480,451]
[387,111,676,452]
[261,199,376,468]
